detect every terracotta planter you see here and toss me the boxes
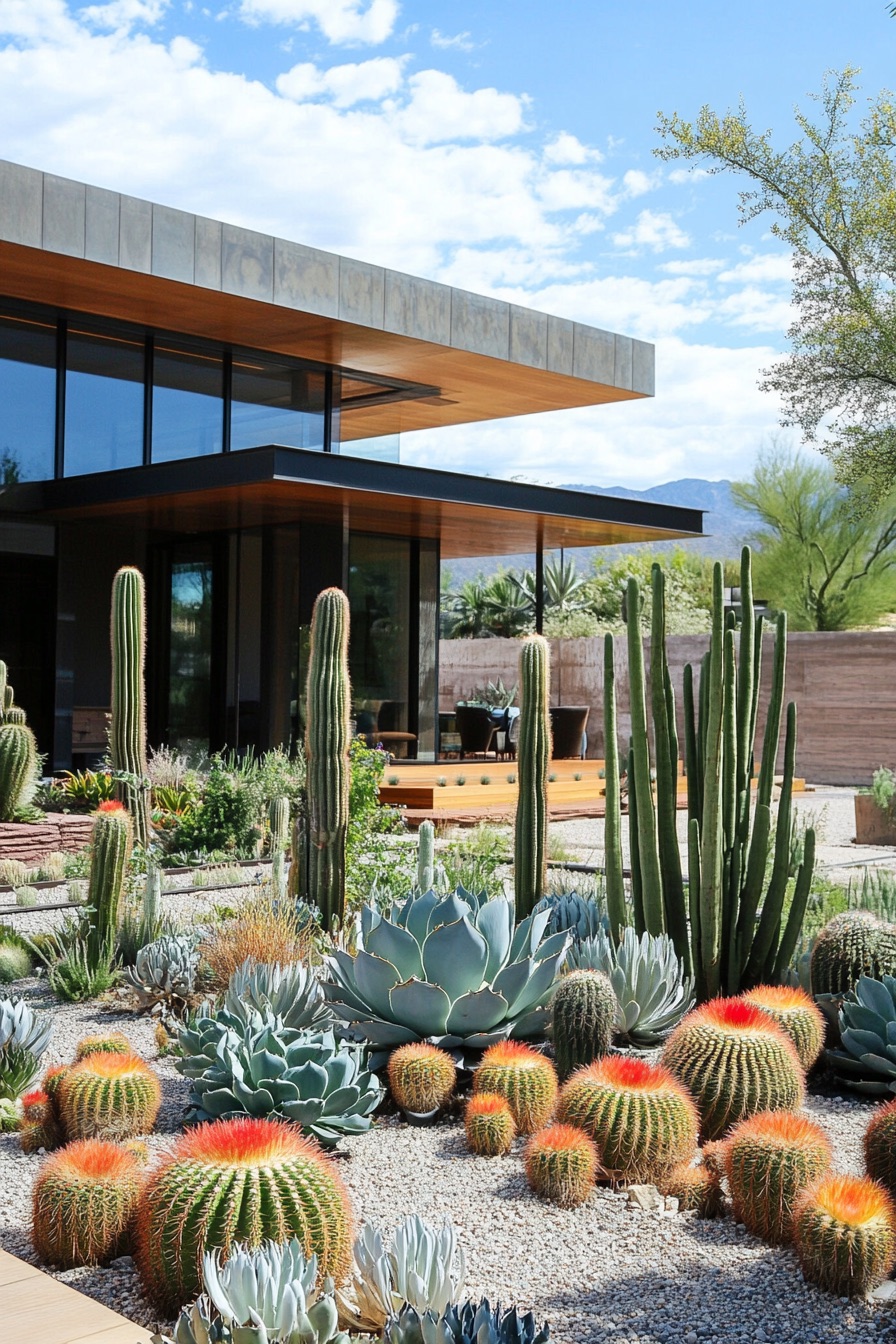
[854,793,896,846]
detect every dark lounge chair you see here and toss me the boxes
[549,705,589,759]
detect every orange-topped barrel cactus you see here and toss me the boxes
[33,1139,144,1267]
[59,1051,161,1142]
[794,1175,896,1297]
[741,985,825,1071]
[725,1110,832,1244]
[524,1124,597,1207]
[473,1042,558,1134]
[464,1093,516,1156]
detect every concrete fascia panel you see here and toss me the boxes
[384,270,451,345]
[450,289,510,360]
[0,162,42,248]
[119,195,152,273]
[42,175,86,259]
[222,223,274,302]
[274,237,339,317]
[85,186,120,266]
[339,257,385,329]
[509,304,548,370]
[613,335,634,392]
[151,204,195,284]
[572,324,615,384]
[547,315,575,376]
[631,339,655,396]
[194,215,223,291]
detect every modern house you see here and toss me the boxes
[0,159,703,770]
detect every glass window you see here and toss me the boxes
[64,325,144,477]
[349,535,413,756]
[168,546,214,752]
[152,342,223,463]
[231,357,325,452]
[0,313,56,482]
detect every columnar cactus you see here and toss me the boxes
[810,911,896,997]
[514,635,550,922]
[59,1051,161,1141]
[725,1111,832,1244]
[662,998,805,1140]
[110,566,150,848]
[417,819,435,893]
[0,721,38,821]
[269,796,290,854]
[0,659,13,722]
[524,1124,597,1207]
[602,632,626,941]
[473,1041,558,1134]
[135,1116,355,1314]
[551,969,616,1080]
[864,1099,896,1198]
[557,1055,698,1183]
[387,1043,457,1116]
[85,801,133,964]
[75,1032,134,1062]
[794,1175,896,1297]
[464,1093,516,1157]
[305,589,351,930]
[742,985,825,1070]
[32,1139,144,1268]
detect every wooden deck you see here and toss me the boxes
[0,1248,152,1344]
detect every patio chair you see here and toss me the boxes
[549,705,589,760]
[455,704,499,759]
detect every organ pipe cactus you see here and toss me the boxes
[305,588,351,931]
[417,820,435,894]
[269,795,290,857]
[0,659,14,723]
[602,632,626,941]
[32,1139,144,1268]
[0,721,38,821]
[337,1216,467,1333]
[110,566,150,848]
[514,635,550,921]
[85,801,133,965]
[550,969,616,1080]
[624,548,815,999]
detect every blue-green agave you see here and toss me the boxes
[224,958,332,1032]
[337,1216,466,1333]
[383,1300,550,1344]
[0,994,51,1100]
[565,926,694,1047]
[323,889,568,1063]
[827,974,896,1094]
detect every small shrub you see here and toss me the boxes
[47,938,119,1003]
[455,777,466,786]
[387,775,400,787]
[437,777,447,787]
[480,776,491,785]
[15,888,37,908]
[0,944,31,984]
[200,888,310,989]
[872,767,896,813]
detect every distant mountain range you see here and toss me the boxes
[446,478,755,580]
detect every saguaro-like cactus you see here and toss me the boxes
[86,801,133,963]
[0,660,16,724]
[514,635,550,921]
[417,819,435,893]
[602,633,626,941]
[110,566,150,848]
[305,588,351,930]
[268,796,290,855]
[0,721,38,821]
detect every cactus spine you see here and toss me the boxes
[135,1116,354,1314]
[473,1041,558,1134]
[0,721,38,821]
[32,1140,144,1268]
[742,985,825,1071]
[110,566,150,848]
[794,1175,896,1297]
[524,1124,597,1207]
[268,795,290,855]
[602,633,626,941]
[416,819,435,893]
[551,970,616,1080]
[464,1093,516,1156]
[305,588,351,931]
[387,1043,457,1115]
[725,1111,832,1244]
[85,801,133,964]
[514,635,550,921]
[59,1052,161,1141]
[864,1099,896,1199]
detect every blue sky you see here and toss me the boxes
[2,1,895,488]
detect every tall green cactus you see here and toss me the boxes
[86,802,133,964]
[602,634,626,941]
[0,660,15,725]
[417,819,435,893]
[625,547,815,999]
[268,796,290,854]
[110,567,150,849]
[514,634,550,921]
[0,721,38,820]
[305,588,351,930]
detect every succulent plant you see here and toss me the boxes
[524,1123,597,1207]
[741,985,825,1071]
[464,1093,516,1157]
[177,1009,381,1147]
[725,1110,832,1244]
[85,801,133,965]
[0,721,38,820]
[661,998,805,1140]
[794,1175,896,1297]
[59,1051,162,1141]
[75,1032,134,1061]
[0,1096,17,1131]
[566,926,695,1047]
[473,1042,558,1135]
[0,943,31,984]
[337,1215,467,1333]
[110,565,151,847]
[123,934,201,1013]
[810,911,896,997]
[657,1160,725,1217]
[387,1043,457,1116]
[534,892,606,942]
[19,1087,62,1153]
[383,1299,550,1344]
[32,1139,144,1267]
[550,970,615,1080]
[828,974,896,1093]
[323,889,568,1065]
[0,994,51,1101]
[514,634,550,920]
[136,1116,355,1315]
[865,1099,896,1198]
[557,1055,697,1183]
[225,958,331,1033]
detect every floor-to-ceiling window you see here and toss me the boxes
[64,324,145,476]
[231,357,326,453]
[168,543,216,753]
[0,312,56,483]
[152,341,224,463]
[349,535,414,756]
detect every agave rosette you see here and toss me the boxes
[566,926,694,1047]
[323,889,568,1062]
[828,974,896,1094]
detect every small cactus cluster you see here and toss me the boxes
[464,1093,516,1156]
[724,1111,832,1244]
[661,998,805,1140]
[387,1044,457,1116]
[524,1124,597,1207]
[557,1055,697,1184]
[473,1042,558,1134]
[740,985,825,1071]
[865,1099,896,1199]
[19,1089,61,1153]
[59,1051,161,1141]
[793,1175,896,1297]
[32,1139,144,1267]
[551,970,616,1080]
[657,1160,725,1218]
[810,911,896,997]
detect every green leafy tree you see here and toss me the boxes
[585,548,713,635]
[656,68,896,506]
[732,447,896,630]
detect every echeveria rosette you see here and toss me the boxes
[828,974,896,1094]
[323,889,568,1064]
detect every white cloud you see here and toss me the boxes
[543,132,602,165]
[660,258,724,276]
[430,28,474,51]
[276,55,405,105]
[612,209,690,253]
[79,0,167,28]
[668,167,711,184]
[394,69,526,144]
[717,253,793,284]
[622,168,653,197]
[238,0,398,44]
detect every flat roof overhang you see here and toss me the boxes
[1,446,704,559]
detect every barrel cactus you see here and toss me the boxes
[550,969,616,1080]
[0,721,38,821]
[658,1159,725,1218]
[32,1139,144,1267]
[662,998,805,1140]
[514,634,550,921]
[85,801,133,965]
[557,1055,697,1183]
[75,1032,133,1062]
[810,911,896,997]
[725,1110,832,1244]
[794,1175,896,1297]
[59,1051,161,1141]
[110,566,150,847]
[305,588,351,930]
[524,1123,597,1207]
[864,1099,896,1198]
[473,1042,558,1135]
[567,925,694,1047]
[741,985,825,1071]
[464,1093,516,1157]
[19,1088,62,1153]
[387,1043,457,1117]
